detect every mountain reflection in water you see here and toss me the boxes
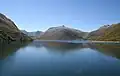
[0,41,120,76]
[1,41,120,60]
[0,42,30,59]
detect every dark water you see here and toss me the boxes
[0,41,120,76]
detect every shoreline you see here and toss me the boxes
[89,41,120,43]
[34,40,120,44]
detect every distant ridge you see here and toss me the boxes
[21,30,43,37]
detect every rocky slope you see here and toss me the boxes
[87,25,110,40]
[97,23,120,41]
[88,23,120,41]
[0,13,32,42]
[39,25,87,40]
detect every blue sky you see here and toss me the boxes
[0,0,120,32]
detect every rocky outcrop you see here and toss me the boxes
[39,26,87,40]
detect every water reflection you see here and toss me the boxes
[0,42,30,59]
[89,43,120,59]
[28,41,120,60]
[0,41,120,76]
[1,41,120,60]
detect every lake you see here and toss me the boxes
[0,41,120,76]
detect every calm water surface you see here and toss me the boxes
[0,41,120,76]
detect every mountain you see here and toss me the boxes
[87,25,110,40]
[88,23,120,41]
[0,13,32,42]
[97,23,120,41]
[21,30,43,37]
[21,30,28,35]
[39,25,87,40]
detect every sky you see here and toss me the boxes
[0,0,120,32]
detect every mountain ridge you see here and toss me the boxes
[88,23,120,41]
[0,13,32,42]
[39,25,88,40]
[21,30,43,37]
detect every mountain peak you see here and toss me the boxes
[99,25,110,29]
[88,23,120,41]
[39,26,87,40]
[0,13,32,42]
[0,13,6,19]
